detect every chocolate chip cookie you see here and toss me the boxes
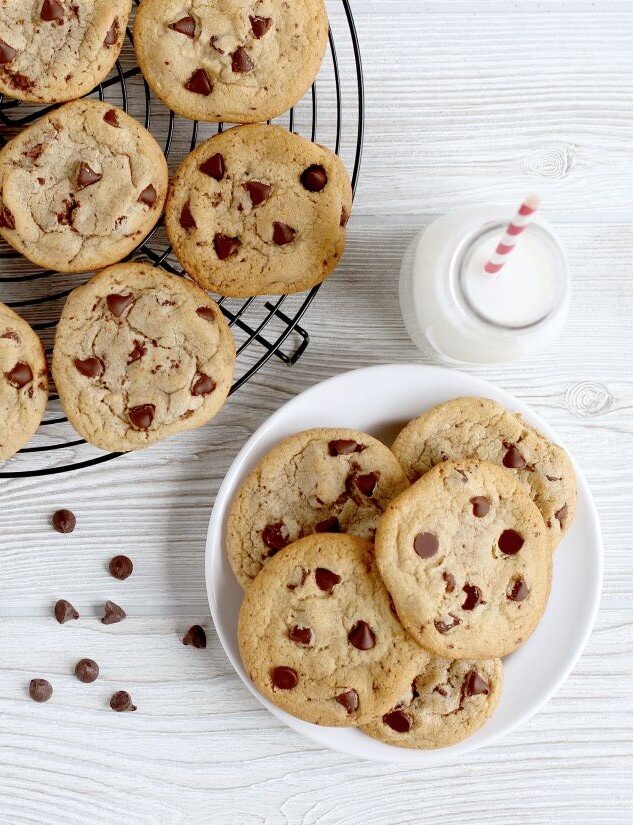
[0,302,48,463]
[226,427,409,588]
[361,655,503,749]
[391,397,577,550]
[0,99,168,273]
[134,0,329,123]
[165,124,352,297]
[52,262,235,452]
[0,1,131,103]
[238,534,427,727]
[376,459,552,659]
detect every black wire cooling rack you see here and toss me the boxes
[0,0,364,478]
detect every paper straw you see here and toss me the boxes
[484,194,541,275]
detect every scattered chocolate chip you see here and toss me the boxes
[250,15,272,38]
[315,516,341,534]
[243,180,272,207]
[104,19,119,46]
[355,472,378,496]
[0,206,16,230]
[103,109,119,127]
[180,201,197,230]
[23,144,44,160]
[102,601,126,625]
[546,475,562,482]
[106,293,133,317]
[462,670,489,698]
[271,666,298,690]
[413,532,439,559]
[192,373,216,396]
[315,567,341,593]
[340,206,350,228]
[272,221,296,245]
[554,504,568,528]
[110,690,136,712]
[41,0,64,23]
[328,439,363,456]
[0,331,19,342]
[471,496,491,517]
[443,571,456,593]
[199,153,225,180]
[498,529,524,555]
[185,68,212,95]
[210,35,224,54]
[54,599,79,624]
[6,72,34,93]
[262,522,289,553]
[183,625,207,648]
[503,444,526,469]
[76,162,102,189]
[383,709,411,733]
[231,46,254,73]
[461,583,482,611]
[336,689,359,714]
[29,678,53,702]
[196,307,215,322]
[168,16,195,37]
[301,164,328,192]
[507,576,529,602]
[75,658,99,683]
[128,404,155,431]
[52,509,76,534]
[57,196,77,226]
[109,555,133,580]
[348,620,375,650]
[127,340,146,364]
[288,625,312,646]
[214,233,240,259]
[5,362,32,388]
[74,356,104,379]
[434,614,461,634]
[0,39,17,64]
[138,184,157,207]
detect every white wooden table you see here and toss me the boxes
[1,2,632,822]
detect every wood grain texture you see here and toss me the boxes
[1,1,632,822]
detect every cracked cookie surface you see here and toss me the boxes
[376,459,552,659]
[165,124,352,297]
[226,427,409,588]
[391,396,577,551]
[134,0,328,123]
[0,302,48,463]
[238,534,427,727]
[361,654,503,749]
[52,262,235,452]
[0,0,131,104]
[0,99,168,273]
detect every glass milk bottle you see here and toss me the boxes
[399,199,571,364]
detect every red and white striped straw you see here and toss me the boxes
[484,194,541,275]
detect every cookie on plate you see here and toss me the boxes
[361,655,503,750]
[0,0,131,104]
[52,262,235,452]
[375,459,552,659]
[165,124,352,297]
[391,396,577,550]
[0,99,168,273]
[1,302,48,463]
[238,534,427,727]
[134,0,329,123]
[226,427,409,588]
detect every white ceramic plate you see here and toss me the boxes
[206,364,603,763]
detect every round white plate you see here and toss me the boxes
[205,364,603,763]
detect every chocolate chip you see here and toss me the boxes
[0,39,17,64]
[29,678,53,702]
[210,36,224,54]
[103,109,119,127]
[75,658,99,683]
[434,614,461,634]
[340,206,350,228]
[128,404,155,431]
[180,202,197,230]
[76,162,102,190]
[348,620,375,650]
[355,472,378,496]
[109,555,133,580]
[74,357,104,378]
[231,47,254,73]
[214,233,240,259]
[328,439,363,456]
[110,690,136,712]
[54,599,79,624]
[413,532,438,559]
[102,600,126,625]
[185,69,212,95]
[443,571,456,593]
[192,373,216,396]
[271,666,298,690]
[41,0,64,23]
[243,180,272,207]
[0,206,16,230]
[250,15,272,38]
[23,144,44,160]
[262,522,289,553]
[127,340,146,364]
[104,19,119,46]
[555,504,568,528]
[138,184,157,207]
[287,567,309,591]
[315,516,341,534]
[168,16,195,37]
[461,583,482,611]
[288,625,312,646]
[272,222,296,245]
[5,362,32,388]
[471,496,491,517]
[315,567,341,593]
[183,625,207,648]
[52,509,76,534]
[503,444,526,469]
[199,153,225,180]
[462,670,489,698]
[336,689,359,714]
[383,709,411,733]
[301,165,328,192]
[196,307,215,322]
[498,529,524,555]
[57,196,77,226]
[106,293,133,317]
[507,576,529,601]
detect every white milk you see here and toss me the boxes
[399,206,570,364]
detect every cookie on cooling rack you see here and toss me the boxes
[165,124,352,297]
[0,0,131,104]
[133,0,329,123]
[0,99,168,274]
[1,302,48,464]
[52,262,235,452]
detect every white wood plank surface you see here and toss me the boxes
[1,1,632,823]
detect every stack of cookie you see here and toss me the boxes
[0,1,351,461]
[230,398,576,749]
